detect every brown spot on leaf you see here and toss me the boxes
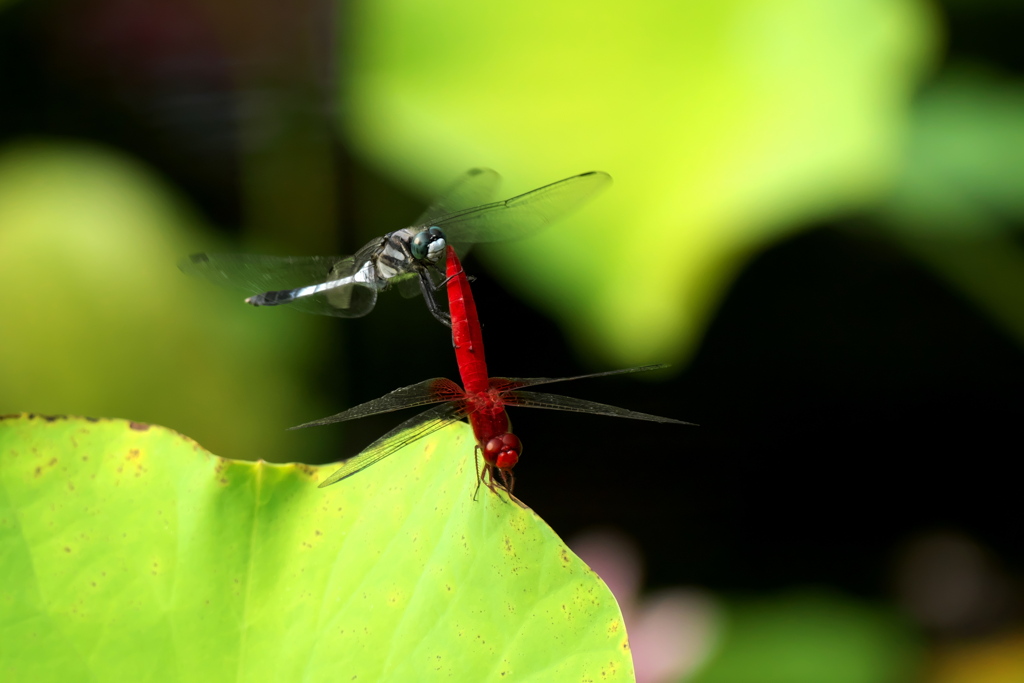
[126,449,140,460]
[129,421,149,431]
[64,547,71,553]
[84,416,100,422]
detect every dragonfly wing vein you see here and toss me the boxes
[290,378,462,429]
[317,402,467,487]
[413,168,502,227]
[437,171,612,245]
[502,390,693,425]
[489,365,670,391]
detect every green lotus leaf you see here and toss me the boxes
[341,0,936,365]
[0,414,632,682]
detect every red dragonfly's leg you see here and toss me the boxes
[472,445,485,501]
[494,468,528,509]
[497,468,515,495]
[474,459,527,508]
[471,447,519,505]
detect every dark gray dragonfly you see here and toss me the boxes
[179,169,611,325]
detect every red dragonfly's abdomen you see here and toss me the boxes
[446,247,522,473]
[446,247,490,395]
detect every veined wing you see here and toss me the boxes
[488,365,670,392]
[429,171,612,246]
[501,390,694,425]
[179,253,344,292]
[289,378,465,429]
[413,168,502,227]
[179,251,380,317]
[317,402,467,488]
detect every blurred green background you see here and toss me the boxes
[2,0,1023,681]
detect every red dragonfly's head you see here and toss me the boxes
[483,433,522,471]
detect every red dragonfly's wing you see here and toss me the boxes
[316,402,468,488]
[500,390,694,425]
[289,378,464,429]
[488,364,670,392]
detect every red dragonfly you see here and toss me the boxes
[300,247,691,492]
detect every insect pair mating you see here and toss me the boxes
[181,170,690,494]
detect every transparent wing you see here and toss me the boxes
[428,171,612,247]
[290,378,465,429]
[488,365,670,392]
[178,253,345,292]
[501,390,694,425]
[413,168,502,227]
[179,248,383,317]
[316,402,467,488]
[395,272,426,299]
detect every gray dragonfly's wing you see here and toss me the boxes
[179,250,380,317]
[428,171,612,252]
[178,253,342,292]
[396,273,427,299]
[401,169,502,302]
[413,168,502,227]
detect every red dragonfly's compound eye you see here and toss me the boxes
[485,433,522,470]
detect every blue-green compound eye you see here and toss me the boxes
[411,227,446,261]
